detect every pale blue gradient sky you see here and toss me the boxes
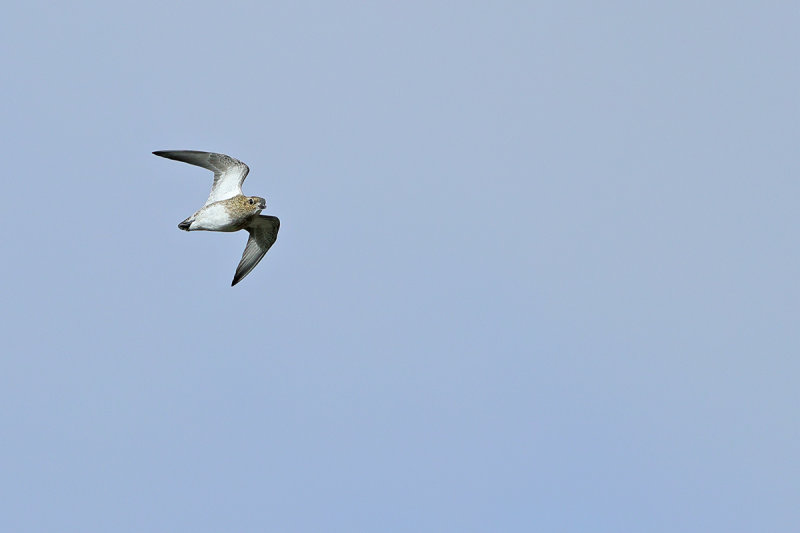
[1,1,798,531]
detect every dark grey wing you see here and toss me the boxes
[153,150,250,205]
[232,215,280,286]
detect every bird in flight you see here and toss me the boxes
[153,150,280,286]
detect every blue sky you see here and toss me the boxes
[1,1,798,531]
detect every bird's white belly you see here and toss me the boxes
[190,203,236,231]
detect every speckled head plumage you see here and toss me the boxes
[153,150,280,286]
[224,195,266,219]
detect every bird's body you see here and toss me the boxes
[180,195,263,232]
[153,150,280,286]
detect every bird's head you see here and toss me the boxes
[246,196,267,211]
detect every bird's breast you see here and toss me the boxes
[190,203,240,232]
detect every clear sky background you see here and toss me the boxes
[1,1,798,531]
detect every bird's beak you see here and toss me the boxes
[260,200,267,209]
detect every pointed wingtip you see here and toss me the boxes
[153,150,182,158]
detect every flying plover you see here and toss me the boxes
[153,150,280,286]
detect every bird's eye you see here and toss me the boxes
[248,198,254,205]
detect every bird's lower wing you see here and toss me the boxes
[232,215,280,286]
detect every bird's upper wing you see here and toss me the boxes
[232,215,280,286]
[153,150,250,205]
